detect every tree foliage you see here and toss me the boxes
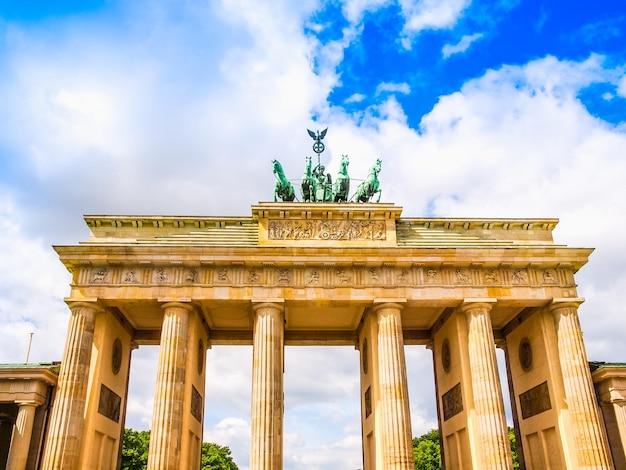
[121,429,150,470]
[121,429,239,470]
[412,430,442,470]
[508,427,520,469]
[411,427,519,470]
[201,442,239,470]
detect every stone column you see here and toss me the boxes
[374,301,413,469]
[551,300,613,468]
[615,402,626,460]
[496,340,526,470]
[148,302,193,470]
[7,401,39,470]
[41,301,99,470]
[462,300,512,470]
[250,302,284,470]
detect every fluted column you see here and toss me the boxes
[7,401,38,470]
[615,402,626,459]
[41,301,99,470]
[462,301,512,470]
[374,301,413,469]
[148,302,193,470]
[551,300,613,468]
[250,302,284,470]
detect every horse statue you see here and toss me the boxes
[354,159,382,203]
[301,156,315,202]
[272,159,295,202]
[333,154,350,202]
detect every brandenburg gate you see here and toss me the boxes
[38,200,615,469]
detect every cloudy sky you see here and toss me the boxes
[1,0,625,468]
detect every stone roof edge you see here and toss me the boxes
[0,363,60,383]
[83,214,559,228]
[84,215,253,227]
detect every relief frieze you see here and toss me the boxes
[396,268,410,284]
[306,269,321,285]
[216,267,229,283]
[268,219,386,241]
[98,384,121,423]
[276,268,291,284]
[483,269,499,284]
[81,264,574,290]
[185,268,198,283]
[335,269,352,284]
[154,267,169,284]
[519,381,551,419]
[442,383,463,421]
[92,267,109,283]
[191,385,203,423]
[247,269,261,283]
[426,269,440,284]
[512,269,527,285]
[542,269,557,284]
[455,268,471,284]
[123,270,138,283]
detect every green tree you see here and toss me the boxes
[121,429,150,470]
[509,427,520,469]
[121,429,239,470]
[411,427,520,470]
[201,442,239,470]
[412,429,441,470]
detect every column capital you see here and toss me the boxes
[549,298,585,312]
[460,299,497,318]
[372,299,407,312]
[14,400,39,407]
[64,299,106,314]
[159,301,196,313]
[461,298,497,311]
[252,300,285,313]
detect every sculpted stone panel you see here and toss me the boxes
[98,384,121,423]
[442,383,463,421]
[519,381,551,419]
[82,264,574,290]
[268,219,386,241]
[191,385,202,423]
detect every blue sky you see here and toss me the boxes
[1,1,626,469]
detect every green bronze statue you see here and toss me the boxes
[272,159,295,202]
[354,159,382,203]
[301,156,314,202]
[333,154,350,202]
[271,129,382,203]
[312,163,333,202]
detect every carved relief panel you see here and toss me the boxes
[79,263,575,290]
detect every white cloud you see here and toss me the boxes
[205,418,251,470]
[0,194,71,363]
[345,92,367,103]
[376,81,411,95]
[341,0,393,24]
[399,0,472,48]
[442,32,483,58]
